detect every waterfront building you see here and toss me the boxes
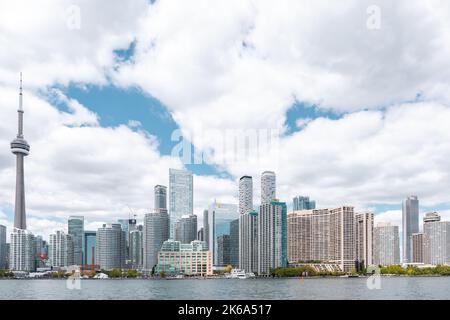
[129,229,143,269]
[239,176,253,215]
[9,228,35,271]
[217,234,231,266]
[203,209,209,250]
[154,185,168,213]
[239,210,258,273]
[34,235,47,268]
[155,240,212,276]
[84,231,96,266]
[229,219,239,267]
[0,225,6,269]
[258,201,287,275]
[68,216,84,266]
[49,230,74,268]
[355,212,374,268]
[373,222,400,266]
[423,212,450,265]
[175,214,198,244]
[118,218,137,265]
[412,233,424,263]
[207,201,238,266]
[292,196,316,211]
[402,195,419,263]
[143,211,170,271]
[261,171,276,205]
[287,207,355,272]
[197,227,204,241]
[96,224,126,270]
[169,168,193,238]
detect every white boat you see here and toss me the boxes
[230,269,249,279]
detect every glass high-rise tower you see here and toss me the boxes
[68,216,84,266]
[169,169,193,239]
[402,195,419,263]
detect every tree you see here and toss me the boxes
[126,269,138,278]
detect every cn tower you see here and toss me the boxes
[10,73,30,230]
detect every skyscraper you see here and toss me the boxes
[96,224,126,271]
[207,201,238,266]
[203,209,209,250]
[412,233,424,263]
[84,231,96,266]
[143,211,170,271]
[261,171,276,205]
[355,212,374,268]
[373,222,400,266]
[11,73,30,230]
[49,230,74,268]
[0,225,6,269]
[129,229,143,269]
[9,229,35,271]
[293,196,316,211]
[34,235,47,269]
[423,212,450,265]
[239,176,253,215]
[402,195,419,263]
[68,216,84,266]
[229,219,239,267]
[154,185,167,212]
[175,214,198,244]
[169,169,193,238]
[239,210,258,273]
[258,201,287,275]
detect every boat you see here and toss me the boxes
[230,269,249,279]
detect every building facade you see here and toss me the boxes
[239,176,253,215]
[239,210,258,273]
[154,184,167,212]
[0,225,6,269]
[373,222,400,266]
[261,171,276,205]
[423,212,450,265]
[96,224,126,271]
[9,228,35,271]
[143,211,170,271]
[355,212,374,268]
[175,214,198,244]
[292,196,316,211]
[129,229,143,269]
[229,219,239,267]
[84,231,96,266]
[155,240,212,276]
[207,201,238,266]
[412,233,424,264]
[217,234,231,267]
[49,230,74,268]
[258,201,287,275]
[402,195,419,263]
[169,168,193,239]
[68,216,84,266]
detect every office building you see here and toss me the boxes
[293,196,316,211]
[169,168,193,238]
[423,212,450,265]
[129,229,143,269]
[261,171,276,205]
[197,227,204,241]
[258,201,287,275]
[68,216,84,266]
[34,235,47,268]
[355,212,374,268]
[96,224,126,270]
[239,176,253,215]
[412,233,424,263]
[0,225,6,269]
[84,231,96,266]
[239,210,258,273]
[154,185,167,212]
[217,234,231,267]
[402,195,419,263]
[155,240,212,276]
[229,219,239,267]
[143,211,170,270]
[207,201,238,266]
[373,222,400,266]
[203,209,209,250]
[175,214,197,244]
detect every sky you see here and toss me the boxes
[1,0,450,240]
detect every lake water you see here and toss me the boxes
[0,277,448,300]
